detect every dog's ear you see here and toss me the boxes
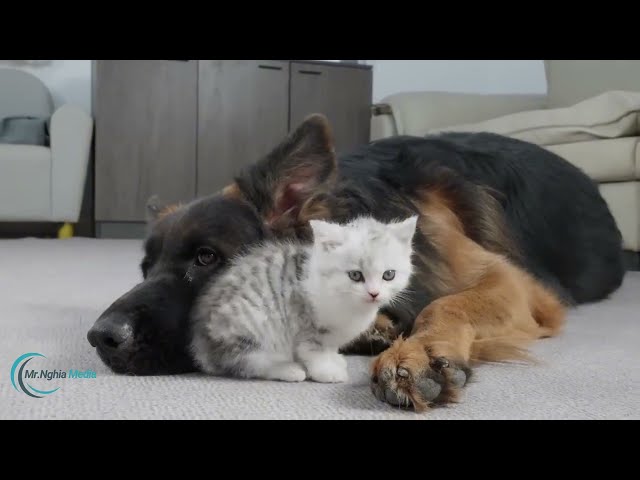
[146,195,182,224]
[234,114,337,230]
[146,195,165,223]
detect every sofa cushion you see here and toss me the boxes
[0,116,50,146]
[0,144,51,220]
[428,90,640,147]
[637,139,640,180]
[385,92,548,136]
[545,137,639,182]
[0,67,54,120]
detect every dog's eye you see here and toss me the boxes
[382,270,395,281]
[196,247,218,267]
[348,270,364,282]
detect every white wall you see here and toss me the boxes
[0,60,92,114]
[364,60,547,102]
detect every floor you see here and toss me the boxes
[0,238,638,420]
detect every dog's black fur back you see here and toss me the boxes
[339,133,624,304]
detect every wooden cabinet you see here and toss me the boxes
[290,61,373,155]
[94,60,372,230]
[94,60,197,222]
[197,60,290,196]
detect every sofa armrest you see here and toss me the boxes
[371,92,548,140]
[371,103,398,140]
[50,105,94,222]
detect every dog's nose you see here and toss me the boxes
[87,313,134,350]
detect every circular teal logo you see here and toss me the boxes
[10,353,60,398]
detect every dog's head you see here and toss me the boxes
[87,114,338,374]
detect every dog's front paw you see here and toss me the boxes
[339,313,399,356]
[370,337,471,412]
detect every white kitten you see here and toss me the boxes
[190,215,417,383]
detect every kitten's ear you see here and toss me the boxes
[391,216,419,246]
[309,219,345,251]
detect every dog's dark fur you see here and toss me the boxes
[88,114,624,409]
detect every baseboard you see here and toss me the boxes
[0,221,94,239]
[95,222,147,239]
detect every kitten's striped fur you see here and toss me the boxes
[190,215,418,383]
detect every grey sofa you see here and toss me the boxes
[0,68,93,225]
[371,60,640,256]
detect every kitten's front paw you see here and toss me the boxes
[307,354,349,383]
[270,363,307,382]
[336,353,348,369]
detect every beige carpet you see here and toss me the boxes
[0,238,638,420]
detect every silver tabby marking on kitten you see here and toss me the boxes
[190,215,417,383]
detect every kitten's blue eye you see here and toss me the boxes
[383,270,396,281]
[348,271,364,282]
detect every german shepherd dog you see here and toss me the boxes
[88,114,625,411]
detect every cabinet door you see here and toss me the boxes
[289,62,373,155]
[197,60,290,196]
[94,60,197,221]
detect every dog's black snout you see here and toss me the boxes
[87,313,134,351]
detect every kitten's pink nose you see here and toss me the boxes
[368,291,379,300]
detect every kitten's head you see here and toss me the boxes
[308,215,418,307]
